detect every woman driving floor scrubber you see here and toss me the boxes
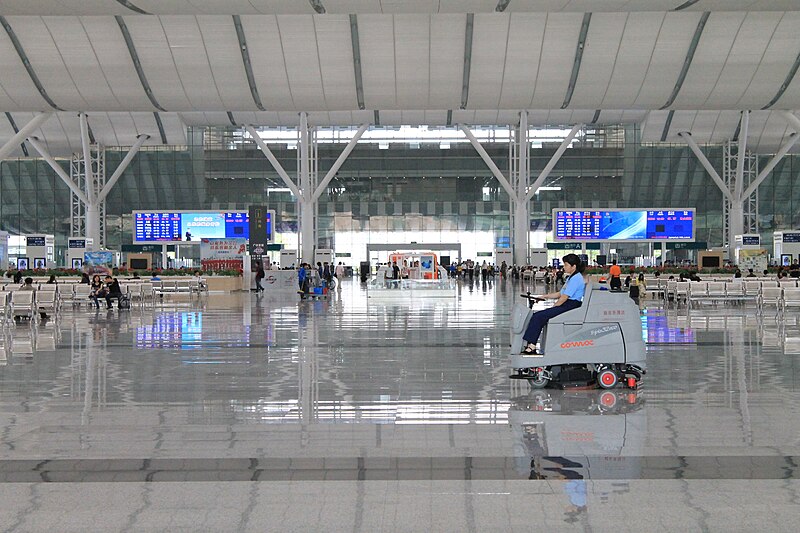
[520,254,585,355]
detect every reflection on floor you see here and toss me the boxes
[1,279,800,531]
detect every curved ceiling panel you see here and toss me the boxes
[531,13,584,108]
[195,16,256,111]
[120,16,193,110]
[0,12,796,113]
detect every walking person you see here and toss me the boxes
[335,262,345,291]
[255,261,265,292]
[323,262,333,287]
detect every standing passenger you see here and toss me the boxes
[609,260,622,291]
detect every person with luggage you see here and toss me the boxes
[298,263,310,298]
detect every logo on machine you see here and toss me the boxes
[560,340,595,349]
[589,324,620,337]
[265,275,277,284]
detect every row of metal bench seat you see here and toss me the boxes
[0,290,56,322]
[660,279,800,312]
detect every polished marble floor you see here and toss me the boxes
[2,278,800,531]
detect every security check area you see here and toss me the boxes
[2,1,800,531]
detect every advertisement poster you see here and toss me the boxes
[182,213,226,241]
[200,238,247,271]
[84,251,114,275]
[737,248,768,273]
[419,254,435,279]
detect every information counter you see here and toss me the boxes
[367,276,456,298]
[205,276,242,292]
[260,270,298,294]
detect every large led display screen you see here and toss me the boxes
[134,211,251,243]
[553,209,695,242]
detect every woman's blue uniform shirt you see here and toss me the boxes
[560,272,585,301]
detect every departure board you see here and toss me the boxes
[553,209,694,241]
[133,211,250,243]
[134,212,181,242]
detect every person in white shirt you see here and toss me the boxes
[335,262,345,290]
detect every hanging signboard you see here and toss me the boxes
[200,238,247,271]
[200,238,247,259]
[553,209,695,242]
[248,206,275,256]
[133,211,249,243]
[545,242,601,250]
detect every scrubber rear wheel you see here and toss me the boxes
[597,368,619,389]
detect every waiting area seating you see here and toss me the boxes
[151,279,204,298]
[653,277,800,311]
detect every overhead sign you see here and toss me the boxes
[248,206,275,255]
[122,244,176,253]
[666,241,707,250]
[68,239,86,249]
[133,211,249,243]
[553,209,695,242]
[546,242,601,250]
[26,236,46,247]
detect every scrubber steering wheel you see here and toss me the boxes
[520,292,545,309]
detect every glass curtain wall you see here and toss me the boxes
[1,126,799,266]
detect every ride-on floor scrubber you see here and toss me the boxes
[510,282,646,389]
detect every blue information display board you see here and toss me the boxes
[553,209,694,241]
[134,211,252,243]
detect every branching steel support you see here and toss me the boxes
[463,118,582,265]
[681,110,800,259]
[313,124,368,200]
[525,123,583,203]
[0,112,50,161]
[27,137,90,205]
[244,125,302,198]
[248,119,369,263]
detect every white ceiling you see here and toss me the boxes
[2,1,800,16]
[0,7,797,155]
